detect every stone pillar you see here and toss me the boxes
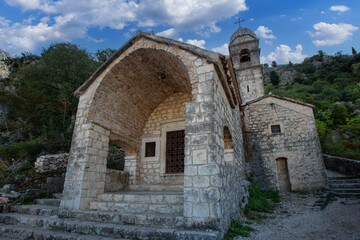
[124,155,139,186]
[61,122,110,210]
[183,65,222,230]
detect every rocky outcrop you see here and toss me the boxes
[263,64,306,86]
[0,49,11,79]
[34,153,70,174]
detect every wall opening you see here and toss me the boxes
[240,49,251,63]
[276,157,291,192]
[224,126,234,162]
[107,142,125,171]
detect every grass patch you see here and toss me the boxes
[225,179,281,239]
[224,220,255,239]
[244,179,280,215]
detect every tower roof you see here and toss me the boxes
[230,27,257,44]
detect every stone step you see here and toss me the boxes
[329,183,360,189]
[6,205,59,216]
[53,193,63,199]
[35,198,61,206]
[0,213,220,239]
[330,188,360,194]
[327,178,360,183]
[0,223,120,240]
[97,191,184,203]
[90,200,183,214]
[92,191,184,214]
[6,203,184,228]
[59,208,184,228]
[330,192,360,197]
[129,184,184,192]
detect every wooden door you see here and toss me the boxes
[165,130,185,174]
[276,158,291,192]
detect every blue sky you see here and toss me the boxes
[0,0,359,64]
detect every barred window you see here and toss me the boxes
[271,125,281,133]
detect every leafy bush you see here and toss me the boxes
[0,139,44,162]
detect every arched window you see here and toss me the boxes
[240,49,251,63]
[224,126,234,162]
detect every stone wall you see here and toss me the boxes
[138,92,191,187]
[244,96,326,191]
[35,153,70,174]
[104,169,129,192]
[183,62,248,234]
[323,154,360,177]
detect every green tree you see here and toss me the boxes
[270,71,280,85]
[0,43,98,148]
[271,61,277,68]
[352,47,357,56]
[95,48,117,63]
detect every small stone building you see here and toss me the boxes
[60,27,326,237]
[243,95,326,192]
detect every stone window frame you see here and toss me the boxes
[240,49,251,63]
[223,126,234,163]
[269,123,283,135]
[141,135,160,162]
[159,118,185,176]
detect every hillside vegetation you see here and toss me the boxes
[264,50,360,160]
[0,44,115,186]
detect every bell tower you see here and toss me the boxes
[229,26,264,103]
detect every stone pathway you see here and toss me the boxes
[236,193,360,240]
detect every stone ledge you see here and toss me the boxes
[324,154,360,177]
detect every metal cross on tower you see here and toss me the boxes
[235,18,245,28]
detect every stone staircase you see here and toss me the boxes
[327,171,360,198]
[90,191,184,214]
[0,191,220,239]
[25,177,65,197]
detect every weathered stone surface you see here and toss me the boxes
[244,95,326,191]
[34,153,70,174]
[104,169,129,192]
[323,154,360,177]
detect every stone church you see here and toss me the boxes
[60,26,326,237]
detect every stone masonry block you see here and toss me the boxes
[193,149,207,165]
[198,164,220,175]
[193,176,210,188]
[200,188,220,202]
[184,188,199,202]
[192,203,209,218]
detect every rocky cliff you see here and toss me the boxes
[0,49,11,79]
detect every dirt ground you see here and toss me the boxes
[236,193,360,240]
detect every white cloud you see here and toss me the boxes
[261,44,307,64]
[308,22,358,46]
[1,0,248,54]
[156,28,177,38]
[255,26,276,39]
[330,5,350,13]
[212,43,229,55]
[186,39,206,49]
[291,17,302,21]
[265,41,273,46]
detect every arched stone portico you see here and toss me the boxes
[61,32,248,233]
